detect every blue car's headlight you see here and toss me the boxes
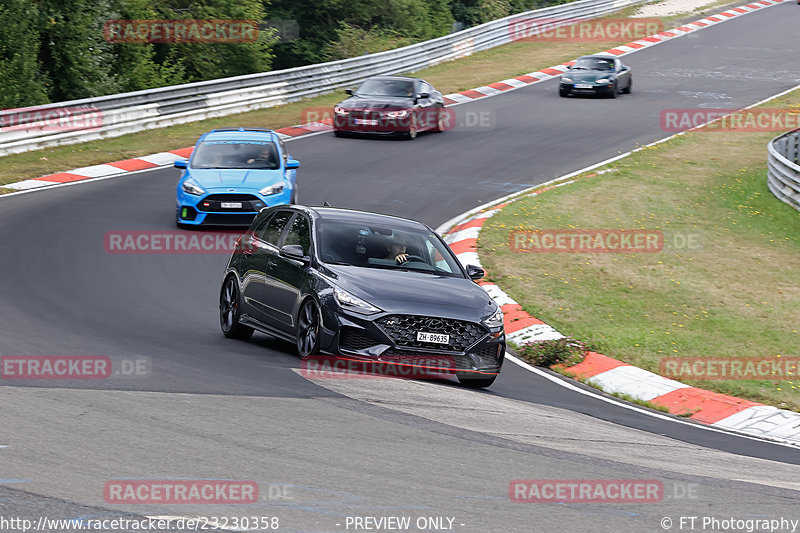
[333,286,381,315]
[259,183,285,196]
[181,178,205,196]
[483,306,504,329]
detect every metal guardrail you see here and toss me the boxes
[767,129,800,211]
[0,0,645,156]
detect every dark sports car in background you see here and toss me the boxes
[333,76,447,139]
[559,55,632,98]
[219,205,505,387]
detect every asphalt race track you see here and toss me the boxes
[1,4,800,532]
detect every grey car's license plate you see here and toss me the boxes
[417,331,449,344]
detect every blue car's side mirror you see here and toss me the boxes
[285,159,300,170]
[174,160,188,169]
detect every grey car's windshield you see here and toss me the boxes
[317,220,463,277]
[191,141,280,169]
[572,58,614,71]
[355,79,415,98]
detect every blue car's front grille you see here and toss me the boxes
[197,194,263,212]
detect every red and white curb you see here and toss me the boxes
[3,0,787,192]
[438,163,800,449]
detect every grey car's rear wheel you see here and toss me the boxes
[220,277,254,340]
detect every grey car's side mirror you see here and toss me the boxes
[345,88,354,95]
[280,244,309,263]
[465,264,485,281]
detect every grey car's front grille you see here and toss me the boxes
[376,315,486,352]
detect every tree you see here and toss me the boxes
[0,0,49,108]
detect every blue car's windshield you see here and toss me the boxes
[317,220,463,277]
[192,141,280,169]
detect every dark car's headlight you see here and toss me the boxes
[596,78,611,84]
[561,77,572,83]
[483,306,504,329]
[181,178,205,196]
[259,184,284,196]
[334,286,382,315]
[334,106,349,115]
[384,110,409,118]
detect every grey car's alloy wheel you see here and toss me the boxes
[220,277,254,340]
[296,299,321,359]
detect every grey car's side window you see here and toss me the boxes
[282,214,311,255]
[257,210,293,246]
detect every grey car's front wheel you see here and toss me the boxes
[296,299,321,359]
[220,277,254,340]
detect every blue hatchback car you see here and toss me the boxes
[174,128,300,227]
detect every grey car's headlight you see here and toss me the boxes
[334,286,381,315]
[259,183,284,196]
[483,306,504,329]
[561,77,572,83]
[181,178,205,196]
[596,78,611,84]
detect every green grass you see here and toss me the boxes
[480,92,800,411]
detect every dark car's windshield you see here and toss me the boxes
[191,140,280,169]
[355,79,415,98]
[317,220,463,277]
[572,58,615,71]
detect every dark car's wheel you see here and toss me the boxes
[406,116,418,140]
[559,87,569,97]
[220,277,254,340]
[333,130,347,138]
[622,76,632,94]
[609,81,618,98]
[457,373,497,388]
[296,298,321,359]
[432,107,446,132]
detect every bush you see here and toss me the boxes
[517,336,599,367]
